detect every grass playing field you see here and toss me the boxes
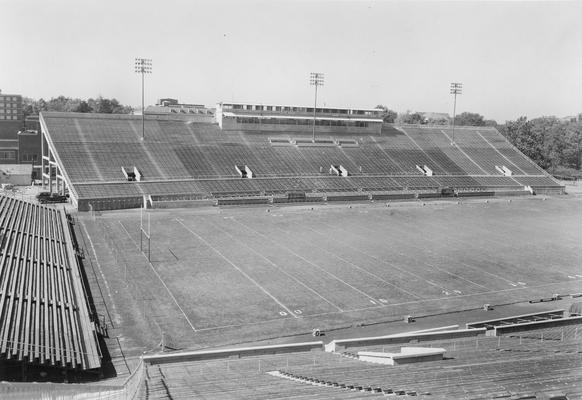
[76,196,582,354]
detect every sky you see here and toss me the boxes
[1,0,581,122]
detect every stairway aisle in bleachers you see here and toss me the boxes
[406,127,488,175]
[399,128,459,175]
[477,129,545,175]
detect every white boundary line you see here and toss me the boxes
[175,219,298,319]
[193,279,579,332]
[117,220,198,332]
[79,220,120,324]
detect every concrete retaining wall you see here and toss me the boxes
[143,341,325,365]
[325,328,486,352]
[466,310,566,330]
[78,196,143,211]
[493,316,582,337]
[152,199,216,208]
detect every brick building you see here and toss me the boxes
[0,90,24,164]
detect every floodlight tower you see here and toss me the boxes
[450,82,462,145]
[310,72,325,142]
[135,58,152,140]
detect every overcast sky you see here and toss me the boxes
[1,0,581,122]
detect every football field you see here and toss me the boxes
[78,197,582,351]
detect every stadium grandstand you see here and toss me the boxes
[0,194,101,378]
[3,100,579,399]
[37,106,563,211]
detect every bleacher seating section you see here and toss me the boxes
[40,113,564,210]
[138,332,582,399]
[0,195,100,370]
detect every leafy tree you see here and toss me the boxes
[564,123,582,169]
[22,96,132,116]
[37,99,48,112]
[89,96,132,114]
[500,116,581,173]
[75,101,93,113]
[454,112,486,127]
[375,105,398,123]
[96,97,114,113]
[401,111,425,125]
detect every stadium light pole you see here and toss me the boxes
[135,58,152,140]
[310,72,324,142]
[450,82,462,145]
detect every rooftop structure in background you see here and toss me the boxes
[0,164,32,185]
[145,98,214,123]
[216,102,383,134]
[421,112,450,124]
[157,98,205,108]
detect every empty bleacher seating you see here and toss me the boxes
[0,195,101,370]
[40,112,564,210]
[137,330,582,400]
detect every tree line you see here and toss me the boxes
[375,105,496,126]
[499,116,582,175]
[23,96,133,118]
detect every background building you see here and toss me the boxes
[0,90,23,164]
[145,98,214,123]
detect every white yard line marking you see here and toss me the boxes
[118,220,198,332]
[175,219,298,319]
[305,222,449,293]
[376,212,528,287]
[194,278,580,332]
[231,218,382,305]
[208,220,344,312]
[303,280,571,320]
[327,218,492,292]
[271,222,422,300]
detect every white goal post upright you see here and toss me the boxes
[140,206,151,262]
